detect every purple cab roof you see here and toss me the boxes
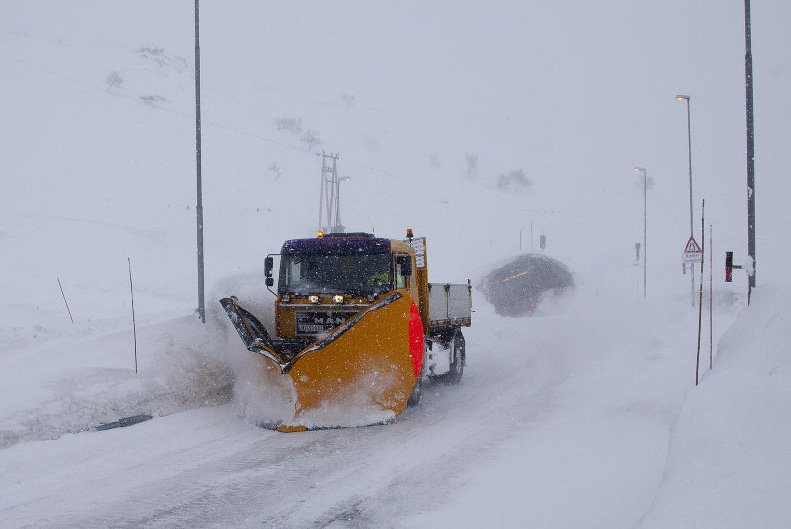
[281,236,391,256]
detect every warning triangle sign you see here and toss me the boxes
[684,236,702,253]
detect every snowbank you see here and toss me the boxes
[0,314,233,449]
[638,284,791,529]
[0,271,284,449]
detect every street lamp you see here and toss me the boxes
[634,166,647,298]
[676,94,695,306]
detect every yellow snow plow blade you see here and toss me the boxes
[220,292,424,432]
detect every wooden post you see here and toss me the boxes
[709,224,714,370]
[128,258,138,374]
[695,199,705,386]
[57,278,74,323]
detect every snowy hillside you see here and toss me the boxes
[1,1,790,527]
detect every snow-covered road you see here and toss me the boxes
[1,290,704,528]
[3,2,790,525]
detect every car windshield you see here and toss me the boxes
[278,253,391,295]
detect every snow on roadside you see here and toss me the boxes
[0,295,242,450]
[638,284,791,529]
[0,265,314,450]
[399,283,702,528]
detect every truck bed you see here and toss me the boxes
[427,282,472,329]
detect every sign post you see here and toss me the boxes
[683,236,702,308]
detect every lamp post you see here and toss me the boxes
[634,166,648,298]
[676,94,695,306]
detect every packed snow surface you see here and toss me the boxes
[2,1,790,528]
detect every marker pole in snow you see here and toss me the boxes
[709,224,714,370]
[695,200,705,386]
[57,278,74,323]
[128,258,138,374]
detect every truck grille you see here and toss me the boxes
[295,311,357,336]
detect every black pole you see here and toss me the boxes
[195,0,205,323]
[745,0,756,303]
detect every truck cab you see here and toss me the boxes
[268,233,422,355]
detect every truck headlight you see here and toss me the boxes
[309,295,319,304]
[333,295,344,304]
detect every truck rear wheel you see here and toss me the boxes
[432,330,465,385]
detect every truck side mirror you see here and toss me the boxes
[265,256,274,278]
[265,277,274,287]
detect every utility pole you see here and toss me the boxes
[745,0,756,303]
[194,0,205,323]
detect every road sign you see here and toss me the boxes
[683,236,703,264]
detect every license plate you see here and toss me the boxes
[295,311,355,336]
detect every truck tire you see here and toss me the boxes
[407,371,423,406]
[432,329,465,385]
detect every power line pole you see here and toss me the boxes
[745,0,756,303]
[194,0,205,323]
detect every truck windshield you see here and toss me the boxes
[278,253,391,295]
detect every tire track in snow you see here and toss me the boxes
[56,313,574,528]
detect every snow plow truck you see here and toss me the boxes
[220,230,471,432]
